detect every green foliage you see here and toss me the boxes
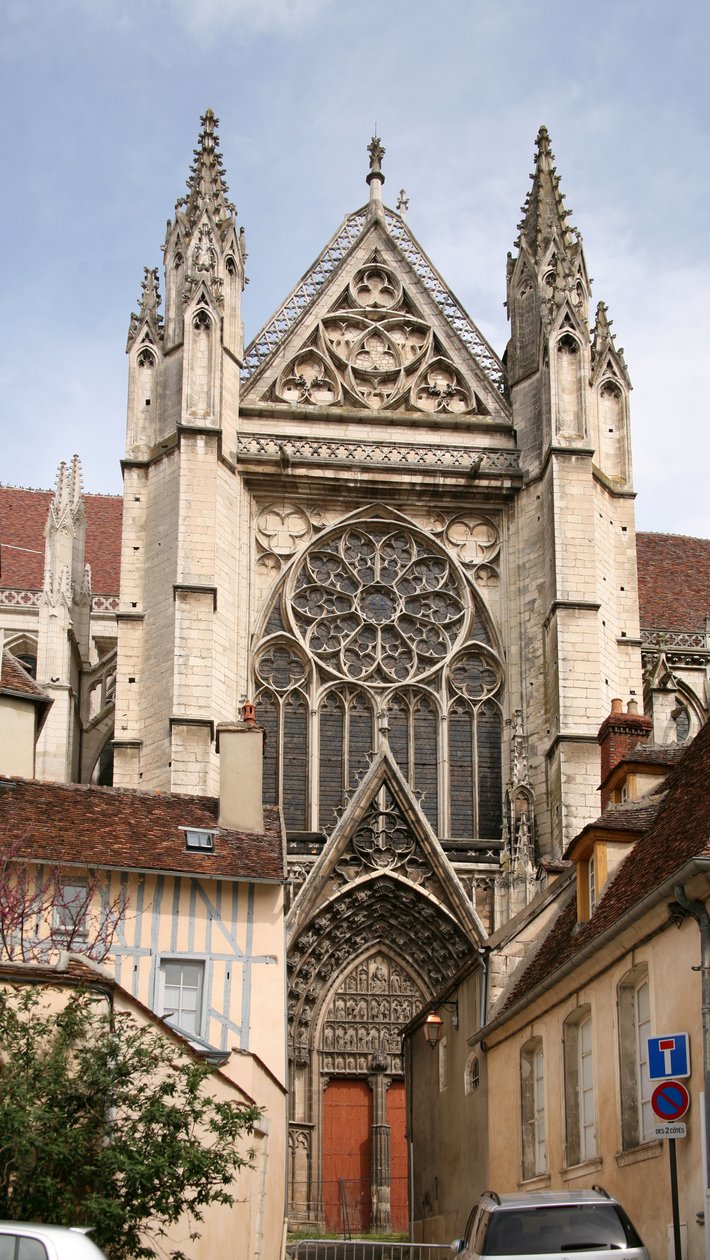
[0,986,261,1260]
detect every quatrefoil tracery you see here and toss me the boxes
[274,262,477,415]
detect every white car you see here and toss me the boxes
[0,1223,108,1259]
[452,1189,651,1260]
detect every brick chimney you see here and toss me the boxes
[215,701,265,834]
[598,698,652,809]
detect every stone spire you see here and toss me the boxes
[126,266,164,351]
[177,109,236,231]
[591,300,631,387]
[366,135,385,216]
[516,125,579,265]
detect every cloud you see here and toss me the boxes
[155,0,333,40]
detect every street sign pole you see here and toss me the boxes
[669,1138,683,1260]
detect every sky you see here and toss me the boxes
[0,0,708,536]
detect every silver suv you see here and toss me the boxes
[452,1189,650,1260]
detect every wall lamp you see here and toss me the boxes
[423,1001,459,1047]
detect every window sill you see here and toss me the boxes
[615,1140,662,1168]
[562,1157,603,1181]
[518,1173,551,1190]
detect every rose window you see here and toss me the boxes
[290,524,466,684]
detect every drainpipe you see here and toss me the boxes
[673,884,710,1260]
[477,947,489,1038]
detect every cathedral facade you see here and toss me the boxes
[1,113,708,1231]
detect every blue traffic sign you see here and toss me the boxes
[648,1033,690,1080]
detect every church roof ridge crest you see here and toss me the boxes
[241,201,506,396]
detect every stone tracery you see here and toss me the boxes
[272,261,482,415]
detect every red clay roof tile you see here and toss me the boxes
[0,776,285,883]
[497,718,710,1018]
[636,532,710,633]
[1,649,50,701]
[0,487,122,594]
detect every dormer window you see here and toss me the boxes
[588,853,596,915]
[181,828,216,852]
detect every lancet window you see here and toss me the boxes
[253,517,504,841]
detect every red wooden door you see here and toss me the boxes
[322,1078,372,1232]
[388,1080,408,1232]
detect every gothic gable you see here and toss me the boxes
[240,212,510,423]
[287,744,485,943]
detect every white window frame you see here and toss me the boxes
[521,1037,546,1179]
[618,963,654,1149]
[635,977,653,1143]
[157,957,206,1037]
[563,1006,597,1166]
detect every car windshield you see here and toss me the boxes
[485,1204,643,1255]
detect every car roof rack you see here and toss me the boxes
[591,1185,611,1199]
[484,1191,501,1204]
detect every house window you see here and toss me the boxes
[159,960,205,1036]
[182,828,215,852]
[618,965,653,1148]
[53,879,89,937]
[464,1051,480,1094]
[563,1007,596,1166]
[521,1037,546,1179]
[588,854,596,915]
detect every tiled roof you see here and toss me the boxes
[0,776,285,883]
[496,718,710,1019]
[563,796,662,861]
[0,486,122,594]
[623,742,688,768]
[0,649,50,702]
[636,532,710,633]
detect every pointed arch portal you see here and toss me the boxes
[287,748,480,1229]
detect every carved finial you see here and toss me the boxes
[367,135,385,175]
[396,188,409,218]
[127,266,164,350]
[515,124,578,267]
[366,135,386,217]
[181,109,235,230]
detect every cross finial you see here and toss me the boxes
[396,188,409,218]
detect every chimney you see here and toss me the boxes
[215,700,265,834]
[598,698,652,809]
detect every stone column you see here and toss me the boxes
[368,1056,391,1231]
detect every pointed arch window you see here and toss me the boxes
[252,516,503,841]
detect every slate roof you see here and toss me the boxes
[0,486,123,594]
[493,718,710,1021]
[0,649,50,702]
[0,775,285,883]
[636,532,710,633]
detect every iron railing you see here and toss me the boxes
[286,1242,451,1260]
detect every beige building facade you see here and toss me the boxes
[1,112,709,1231]
[405,714,710,1260]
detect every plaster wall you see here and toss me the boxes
[0,695,37,777]
[484,905,707,1260]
